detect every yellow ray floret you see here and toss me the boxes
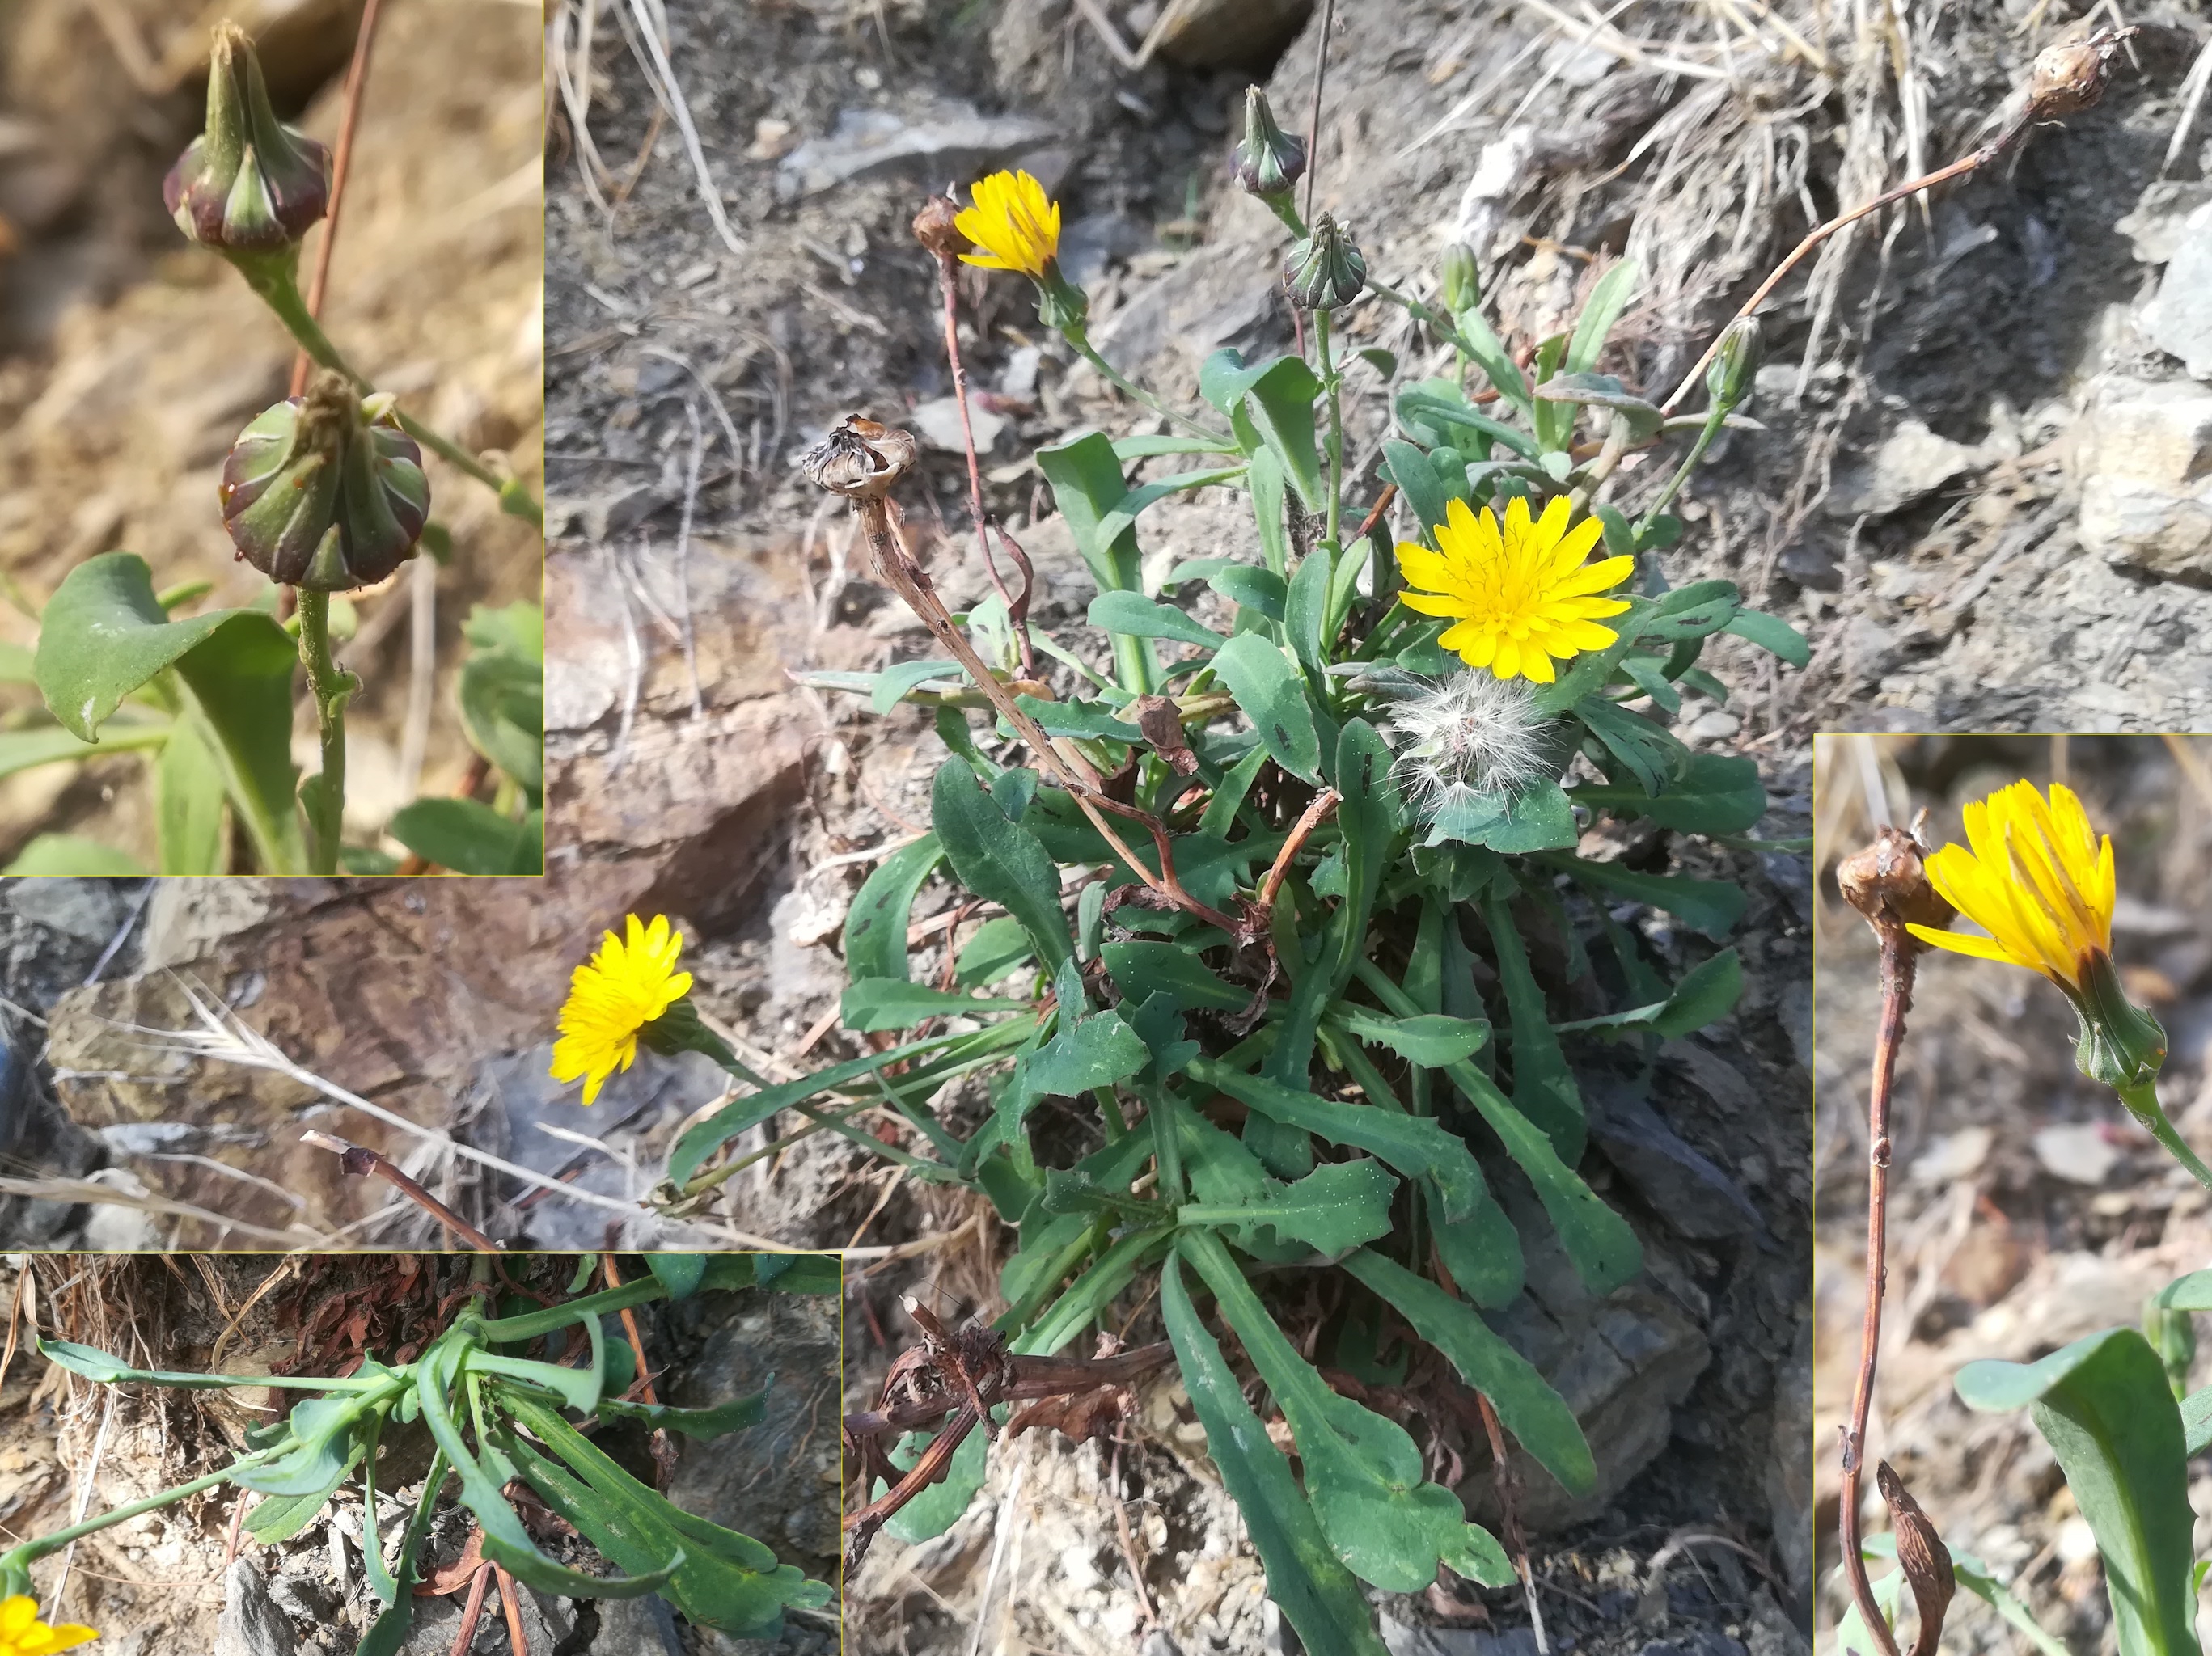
[1905,779,2115,991]
[0,1596,96,1656]
[551,914,694,1105]
[1394,495,1634,684]
[954,170,1060,277]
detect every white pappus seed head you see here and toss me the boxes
[1385,671,1554,821]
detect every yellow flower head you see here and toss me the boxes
[1905,779,2115,992]
[954,170,1060,278]
[0,1597,95,1655]
[551,914,693,1105]
[1394,496,1634,684]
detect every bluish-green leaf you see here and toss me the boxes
[1330,1008,1489,1067]
[1087,592,1226,649]
[933,758,1073,971]
[1212,634,1322,784]
[1181,1158,1398,1257]
[1571,751,1766,836]
[1546,855,1746,939]
[1721,609,1810,666]
[388,797,540,876]
[841,978,1030,1033]
[844,834,945,982]
[1552,949,1741,1038]
[1036,431,1142,592]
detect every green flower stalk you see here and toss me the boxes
[163,20,331,272]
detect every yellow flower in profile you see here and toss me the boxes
[1905,779,2114,991]
[0,1596,95,1655]
[551,914,693,1105]
[1395,496,1633,684]
[954,170,1060,278]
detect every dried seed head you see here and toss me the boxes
[163,22,332,260]
[1835,824,1954,946]
[801,415,918,499]
[219,371,428,590]
[2025,26,2136,121]
[1386,671,1554,821]
[1876,1463,1955,1656]
[912,192,966,259]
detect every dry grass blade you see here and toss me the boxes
[618,0,746,253]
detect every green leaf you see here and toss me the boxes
[869,657,963,713]
[1037,431,1142,593]
[1186,1058,1484,1223]
[1160,1257,1390,1656]
[6,835,146,878]
[957,915,1036,988]
[1241,357,1327,509]
[1478,894,1583,1161]
[1571,751,1766,836]
[1567,261,1639,374]
[1211,564,1288,620]
[1102,940,1246,1011]
[1955,1329,2195,1656]
[387,797,540,875]
[1533,374,1661,441]
[1546,855,1746,939]
[1182,1158,1398,1257]
[34,551,304,872]
[155,713,226,875]
[594,1388,770,1441]
[1285,547,1332,675]
[646,1254,708,1300]
[1182,1229,1470,1593]
[841,978,1029,1033]
[1024,1006,1149,1098]
[1575,697,1684,796]
[1094,467,1250,547]
[1248,446,1291,577]
[35,1337,386,1390]
[1340,1249,1593,1494]
[1426,1178,1524,1308]
[1212,634,1322,784]
[1087,592,1226,649]
[247,1434,370,1544]
[932,758,1073,972]
[0,720,167,781]
[457,602,544,792]
[1330,1008,1488,1067]
[1722,608,1810,667]
[1553,949,1742,1038]
[884,1419,990,1543]
[1639,581,1740,642]
[1424,779,1578,853]
[1382,440,1453,546]
[1113,433,1233,460]
[844,834,945,982]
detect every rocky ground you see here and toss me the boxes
[0,1252,840,1654]
[1813,733,2212,1654]
[0,0,543,864]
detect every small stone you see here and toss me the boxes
[1679,709,1740,743]
[2033,1121,2121,1185]
[1827,419,1988,518]
[1909,1126,1994,1185]
[215,1558,297,1656]
[2116,181,2212,264]
[2075,375,2212,580]
[747,117,796,161]
[907,393,1006,454]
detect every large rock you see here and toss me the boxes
[2075,375,2212,581]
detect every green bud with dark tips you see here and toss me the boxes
[1706,317,1762,414]
[1231,87,1306,201]
[1440,242,1478,315]
[220,373,429,591]
[163,21,332,261]
[1284,213,1367,312]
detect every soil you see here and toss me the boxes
[1812,734,2212,1654]
[0,0,543,866]
[543,0,1818,1649]
[0,1251,840,1654]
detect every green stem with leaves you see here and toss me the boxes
[0,1438,291,1586]
[243,260,542,526]
[295,590,353,875]
[1065,327,1231,446]
[1315,307,1344,554]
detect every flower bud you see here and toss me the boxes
[1440,242,1479,315]
[1705,316,1762,414]
[163,23,332,261]
[1284,213,1367,312]
[220,372,429,590]
[1231,87,1306,201]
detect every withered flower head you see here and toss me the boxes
[912,192,966,260]
[1283,213,1367,311]
[220,371,428,590]
[163,21,332,260]
[1835,823,1954,946]
[2025,25,2137,120]
[1231,87,1306,200]
[801,415,918,500]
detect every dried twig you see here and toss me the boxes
[305,1132,500,1252]
[1832,825,1953,1656]
[619,0,745,253]
[1662,27,2139,412]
